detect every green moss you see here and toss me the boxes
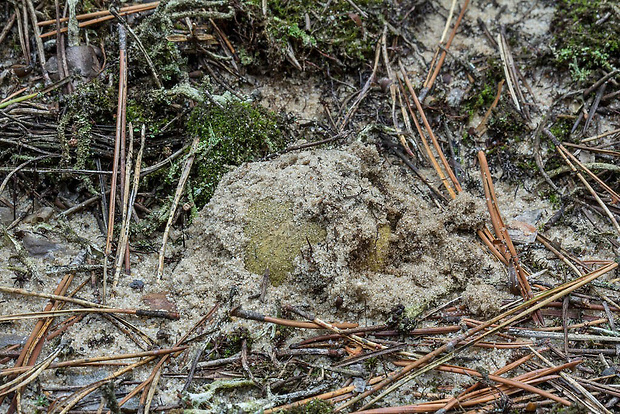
[486,101,529,144]
[278,399,334,414]
[187,99,288,209]
[55,79,115,181]
[461,58,503,119]
[549,192,562,208]
[549,118,573,143]
[552,0,620,81]
[126,89,177,136]
[549,403,589,413]
[461,131,474,147]
[364,356,379,370]
[516,158,537,172]
[404,302,427,321]
[131,98,288,241]
[244,199,326,286]
[219,328,252,358]
[239,0,390,68]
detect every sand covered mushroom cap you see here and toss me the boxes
[170,143,501,322]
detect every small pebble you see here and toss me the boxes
[129,279,145,290]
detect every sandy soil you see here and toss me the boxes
[1,0,619,412]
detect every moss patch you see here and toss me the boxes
[461,58,503,119]
[244,199,326,286]
[187,99,288,209]
[236,0,391,69]
[552,0,620,81]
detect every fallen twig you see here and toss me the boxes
[157,135,200,279]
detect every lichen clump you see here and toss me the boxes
[57,79,115,170]
[187,100,288,209]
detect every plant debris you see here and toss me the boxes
[0,0,619,413]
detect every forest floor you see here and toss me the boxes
[0,0,619,413]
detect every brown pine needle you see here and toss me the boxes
[37,2,159,27]
[476,79,505,134]
[157,135,200,278]
[423,0,470,92]
[399,64,461,197]
[0,347,186,376]
[544,129,620,235]
[338,262,617,411]
[0,346,63,398]
[118,303,220,410]
[52,356,156,414]
[231,306,357,330]
[0,307,180,322]
[0,285,108,308]
[478,150,542,325]
[39,3,159,39]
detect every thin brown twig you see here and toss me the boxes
[337,26,384,131]
[0,307,180,322]
[0,13,16,45]
[562,142,620,158]
[399,66,459,198]
[120,303,220,411]
[113,122,134,287]
[529,346,610,413]
[51,356,156,414]
[560,145,620,204]
[339,262,617,411]
[476,79,505,134]
[0,285,108,309]
[438,353,536,411]
[38,2,159,27]
[39,3,159,38]
[110,8,162,88]
[498,30,528,118]
[0,347,186,376]
[478,150,543,325]
[104,23,128,303]
[17,3,30,65]
[157,135,200,278]
[544,129,620,235]
[422,0,470,93]
[401,63,462,194]
[4,272,73,413]
[0,346,64,398]
[24,0,49,82]
[231,306,357,330]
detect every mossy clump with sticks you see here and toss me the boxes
[461,58,504,119]
[57,79,116,170]
[218,328,253,358]
[235,0,391,69]
[551,0,620,81]
[548,117,573,143]
[133,12,186,85]
[486,101,529,145]
[132,0,233,84]
[125,89,181,137]
[186,99,289,209]
[130,98,288,242]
